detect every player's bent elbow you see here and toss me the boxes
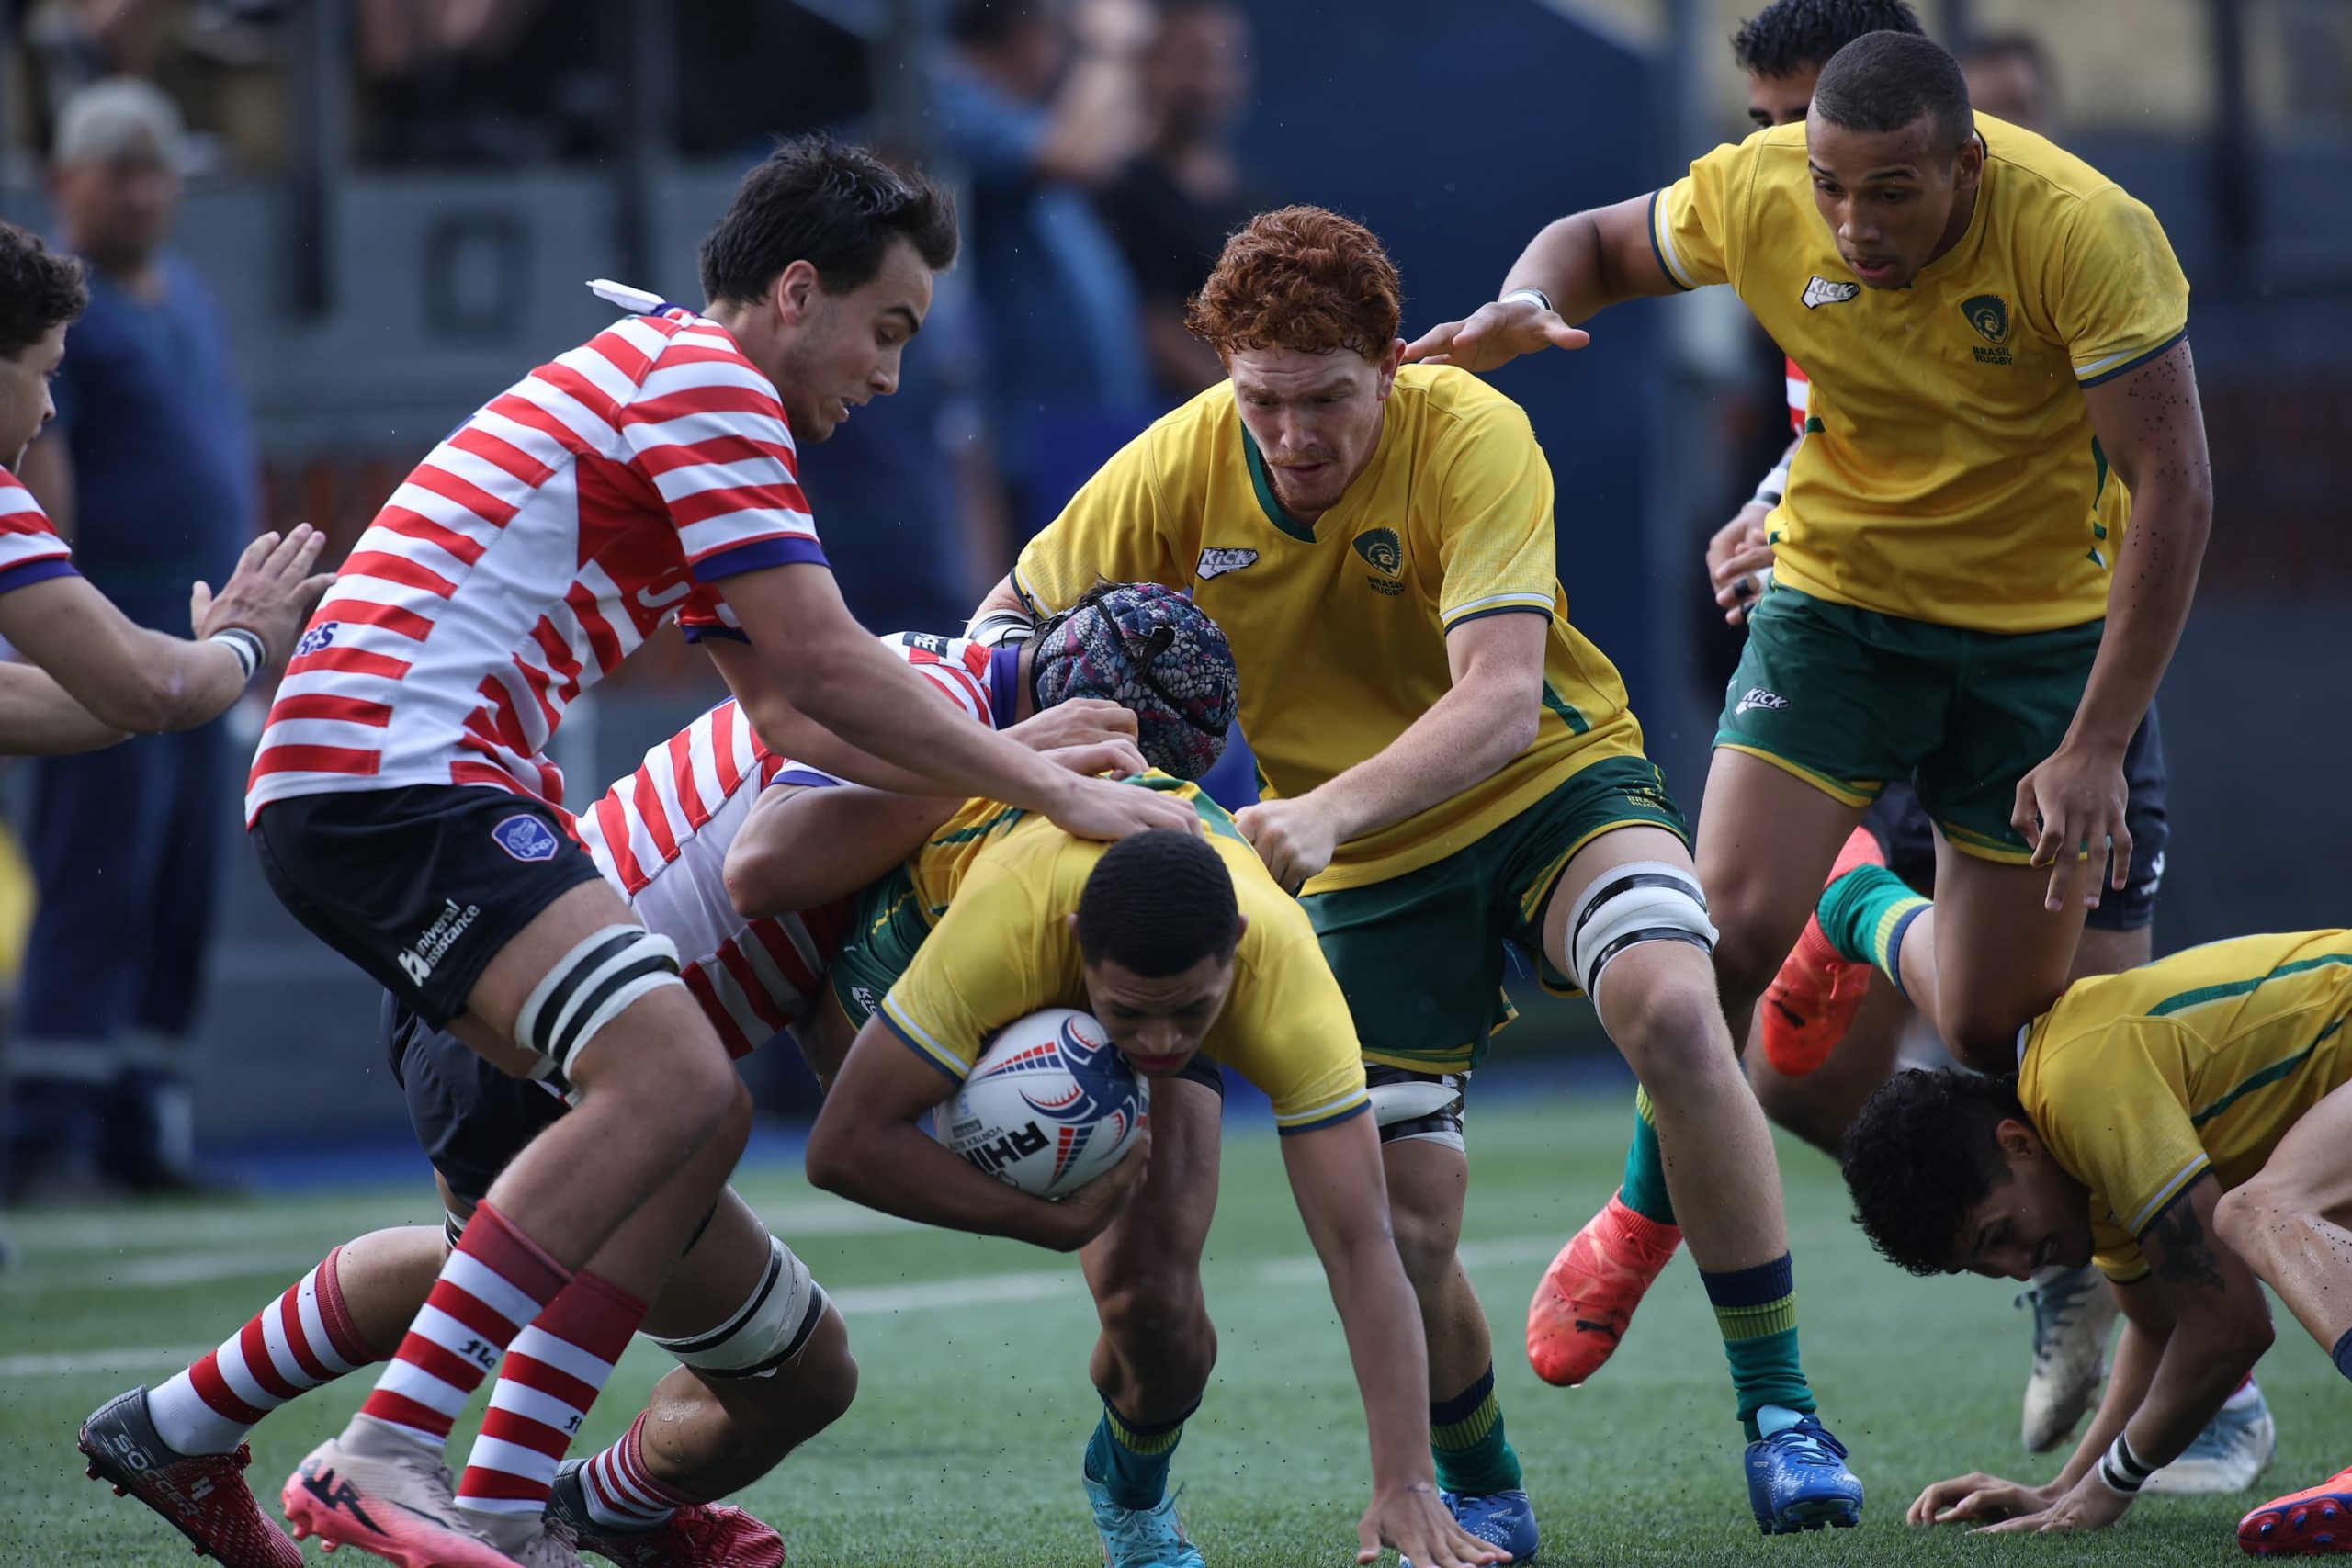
[800,1115,859,1199]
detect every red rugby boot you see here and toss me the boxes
[1526,1189,1682,1386]
[79,1385,303,1568]
[1759,827,1889,1077]
[2242,1466,2352,1556]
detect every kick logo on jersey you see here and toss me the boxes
[1802,276,1860,310]
[1963,294,2014,366]
[1735,686,1789,715]
[1352,528,1405,595]
[492,813,562,863]
[1196,547,1259,581]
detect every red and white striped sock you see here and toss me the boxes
[580,1412,701,1531]
[455,1270,646,1521]
[146,1246,380,1456]
[356,1201,571,1453]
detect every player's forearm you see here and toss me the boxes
[0,663,126,754]
[725,784,958,919]
[1309,680,1536,846]
[804,1114,1075,1250]
[1324,1232,1445,1491]
[2127,1306,2270,1471]
[967,574,1035,647]
[2070,480,2210,754]
[788,636,1078,813]
[2051,1313,2166,1495]
[1503,212,1627,327]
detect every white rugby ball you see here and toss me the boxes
[939,1008,1148,1198]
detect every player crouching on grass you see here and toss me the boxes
[804,786,1505,1568]
[1839,922,2351,1551]
[74,605,1195,1568]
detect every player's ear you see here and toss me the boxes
[772,258,822,325]
[1375,339,1405,399]
[1993,1115,2040,1165]
[1955,127,1985,189]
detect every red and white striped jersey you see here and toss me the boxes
[1786,355,1811,434]
[573,629,1019,1056]
[0,468,79,597]
[245,306,825,823]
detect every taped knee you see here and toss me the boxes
[514,925,683,1079]
[650,1235,828,1379]
[1367,1074,1466,1152]
[1566,862,1717,1000]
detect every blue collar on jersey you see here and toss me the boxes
[989,644,1023,728]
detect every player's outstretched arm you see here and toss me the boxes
[0,525,330,735]
[1403,195,1668,372]
[1280,1116,1503,1568]
[0,661,124,754]
[714,562,1194,842]
[804,1014,1150,1252]
[2017,341,2212,912]
[1238,610,1544,894]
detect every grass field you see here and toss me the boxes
[1,1091,2338,1566]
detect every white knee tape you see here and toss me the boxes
[650,1235,827,1379]
[1368,1078,1462,1129]
[1566,862,1717,999]
[514,924,683,1077]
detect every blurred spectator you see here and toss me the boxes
[355,0,615,164]
[933,0,1153,541]
[6,80,256,1200]
[1961,32,2057,135]
[1097,0,1268,406]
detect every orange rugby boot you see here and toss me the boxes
[2242,1466,2352,1556]
[1759,827,1890,1077]
[1526,1189,1682,1386]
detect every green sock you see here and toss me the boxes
[1619,1084,1676,1225]
[1430,1364,1523,1495]
[1699,1254,1816,1441]
[1816,863,1930,998]
[1083,1398,1191,1511]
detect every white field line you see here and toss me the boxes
[0,1233,1569,1381]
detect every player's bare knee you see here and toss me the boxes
[1386,1204,1461,1298]
[2213,1179,2290,1262]
[1606,968,1736,1089]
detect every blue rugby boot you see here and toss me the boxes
[1746,1415,1863,1535]
[1084,1472,1205,1568]
[1407,1489,1536,1563]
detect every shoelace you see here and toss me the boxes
[2018,1274,2097,1359]
[1767,1425,1850,1472]
[1100,1484,1189,1552]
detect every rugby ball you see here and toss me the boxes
[940,1009,1148,1198]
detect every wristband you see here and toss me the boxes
[2097,1432,2154,1495]
[209,627,265,682]
[1501,286,1554,315]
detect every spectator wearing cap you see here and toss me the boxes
[933,0,1155,543]
[9,78,258,1200]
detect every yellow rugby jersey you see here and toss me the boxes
[1012,365,1644,895]
[877,775,1370,1135]
[1651,115,2189,633]
[2020,930,2352,1283]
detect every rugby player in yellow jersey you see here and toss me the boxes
[1838,927,2352,1552]
[801,784,1502,1568]
[1409,28,2211,1388]
[968,207,1864,1539]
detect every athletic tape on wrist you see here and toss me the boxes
[1501,286,1553,315]
[209,627,264,682]
[2098,1432,2154,1495]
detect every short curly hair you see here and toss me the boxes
[1730,0,1924,79]
[0,222,88,362]
[1842,1067,2025,1276]
[1186,206,1400,361]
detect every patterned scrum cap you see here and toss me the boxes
[1031,583,1238,780]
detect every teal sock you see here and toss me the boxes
[1619,1085,1677,1225]
[1699,1254,1816,1442]
[1083,1398,1191,1512]
[1815,863,1930,998]
[1430,1364,1523,1495]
